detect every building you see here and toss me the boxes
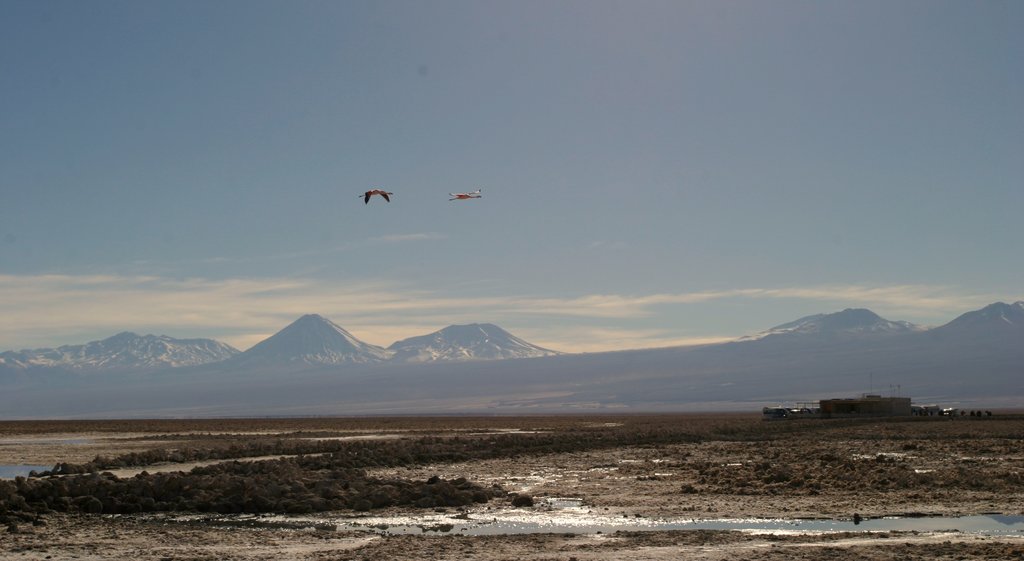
[762,405,819,420]
[818,394,912,418]
[911,404,942,416]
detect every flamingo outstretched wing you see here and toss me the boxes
[362,189,393,204]
[449,189,482,201]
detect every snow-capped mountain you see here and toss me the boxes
[928,301,1024,340]
[387,323,561,362]
[231,314,391,366]
[745,308,921,340]
[934,301,1024,331]
[0,332,239,371]
[4,302,1024,417]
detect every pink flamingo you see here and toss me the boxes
[361,189,393,204]
[449,189,482,201]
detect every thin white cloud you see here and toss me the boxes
[484,285,994,321]
[528,327,737,354]
[727,285,999,323]
[0,273,1012,352]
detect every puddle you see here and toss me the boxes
[540,497,584,508]
[302,434,405,442]
[169,510,1024,537]
[852,452,911,461]
[0,465,51,479]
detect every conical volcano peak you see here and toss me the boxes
[289,314,338,330]
[236,315,390,365]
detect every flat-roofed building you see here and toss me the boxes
[819,395,912,418]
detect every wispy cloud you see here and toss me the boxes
[528,327,737,354]
[725,285,998,321]
[484,285,995,321]
[0,273,1011,352]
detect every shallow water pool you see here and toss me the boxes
[173,511,1024,537]
[0,465,51,479]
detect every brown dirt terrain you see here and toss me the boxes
[2,414,1023,560]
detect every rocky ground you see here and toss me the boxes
[2,414,1023,560]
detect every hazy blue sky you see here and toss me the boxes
[2,0,1022,352]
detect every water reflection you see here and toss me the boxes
[0,465,51,479]
[175,512,1024,537]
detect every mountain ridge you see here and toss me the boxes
[743,308,922,341]
[0,332,239,371]
[3,302,1022,374]
[2,302,1022,417]
[387,323,561,362]
[933,301,1024,332]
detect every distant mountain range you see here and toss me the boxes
[1,302,1021,418]
[0,332,239,371]
[0,315,561,373]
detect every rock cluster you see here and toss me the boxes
[2,459,500,524]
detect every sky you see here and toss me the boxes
[2,0,1022,353]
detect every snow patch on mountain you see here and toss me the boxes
[387,323,561,362]
[743,308,921,340]
[0,332,239,371]
[932,301,1024,335]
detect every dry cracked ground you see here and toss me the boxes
[2,414,1023,560]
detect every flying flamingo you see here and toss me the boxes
[449,189,482,201]
[361,189,393,204]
